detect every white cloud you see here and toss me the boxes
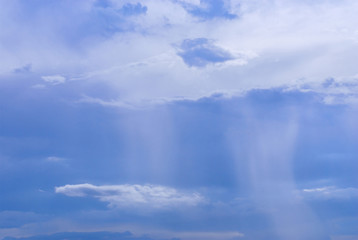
[76,95,139,109]
[301,186,358,200]
[41,75,66,85]
[55,183,204,209]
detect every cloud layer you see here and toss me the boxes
[2,0,358,103]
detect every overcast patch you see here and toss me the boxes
[177,38,235,67]
[55,183,204,209]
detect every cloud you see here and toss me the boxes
[301,186,358,200]
[2,231,151,240]
[1,230,244,240]
[330,236,358,240]
[41,75,66,85]
[31,84,46,89]
[76,95,139,109]
[45,156,66,162]
[118,3,148,16]
[55,183,204,209]
[76,94,195,109]
[172,231,244,240]
[177,0,201,5]
[0,211,40,228]
[180,0,237,19]
[13,64,31,74]
[2,0,358,104]
[2,84,358,239]
[177,38,235,67]
[294,75,358,104]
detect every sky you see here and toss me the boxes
[0,0,358,240]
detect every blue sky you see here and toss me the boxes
[1,0,358,240]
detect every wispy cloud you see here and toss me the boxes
[13,64,32,74]
[55,183,204,209]
[301,186,358,200]
[76,95,138,109]
[2,231,152,240]
[41,75,66,85]
[330,235,358,240]
[172,231,244,240]
[45,156,66,162]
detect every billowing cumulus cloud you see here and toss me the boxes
[55,184,204,209]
